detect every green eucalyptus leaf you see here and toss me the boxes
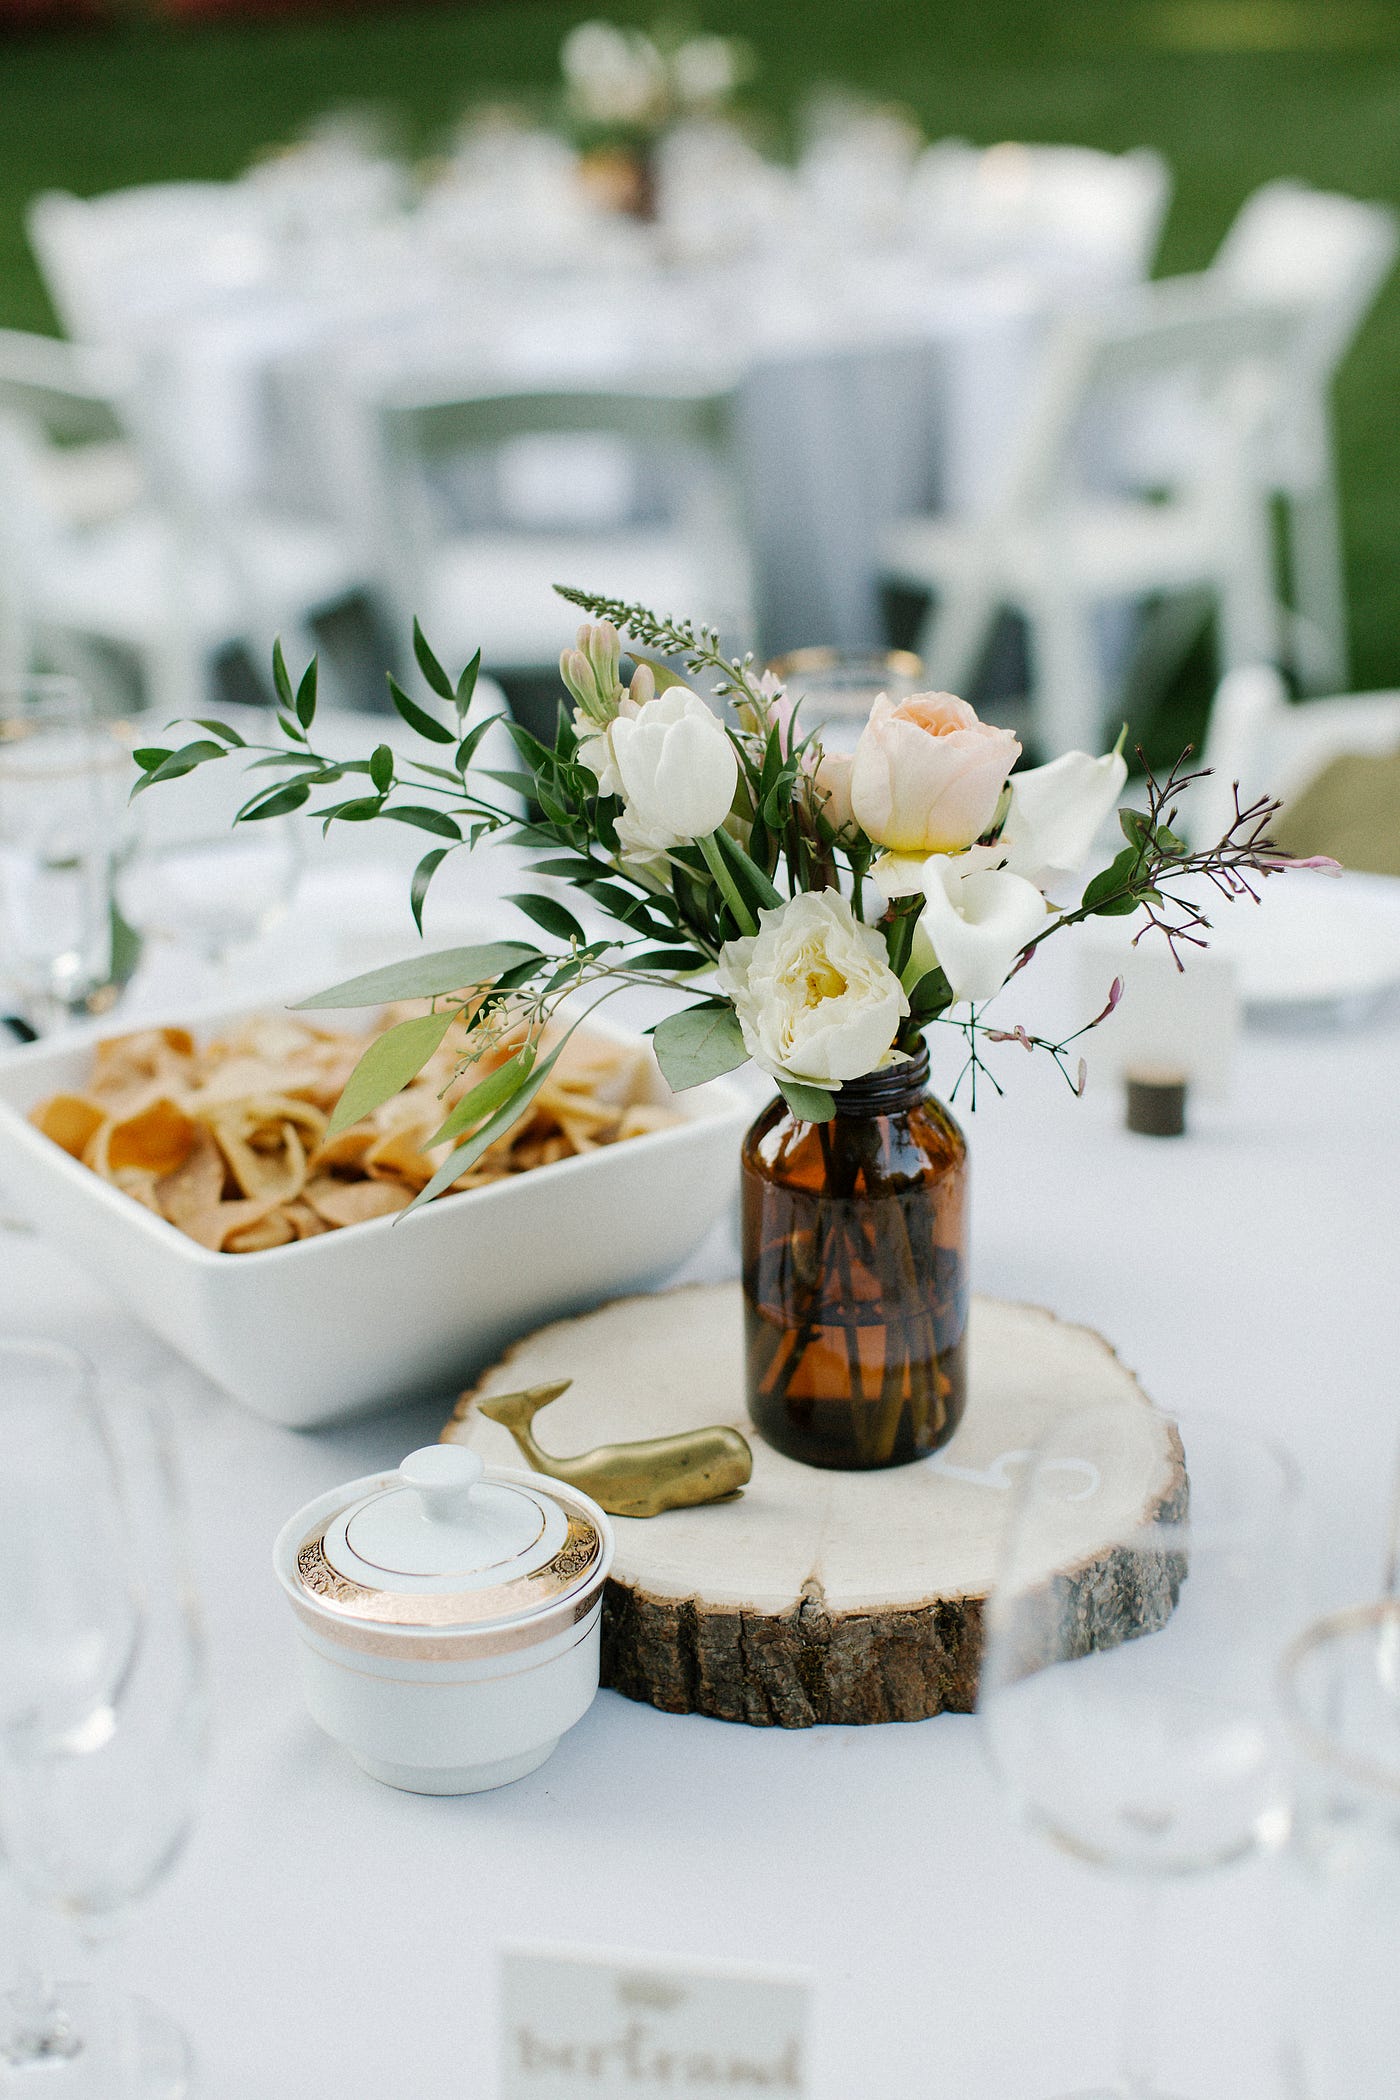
[412,620,456,703]
[456,647,481,714]
[327,1009,456,1137]
[626,948,709,971]
[272,637,294,712]
[651,1002,749,1091]
[369,743,395,794]
[410,848,449,935]
[238,780,311,822]
[132,746,173,772]
[188,718,246,747]
[778,1078,837,1123]
[387,674,456,745]
[130,740,227,797]
[294,942,538,1010]
[506,892,585,944]
[319,796,384,830]
[405,1050,564,1214]
[453,714,500,775]
[426,1043,537,1148]
[380,805,463,840]
[1119,808,1152,850]
[295,657,318,730]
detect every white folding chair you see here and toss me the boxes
[1211,182,1397,690]
[905,142,1171,286]
[353,377,754,676]
[879,280,1305,756]
[0,346,360,717]
[1194,662,1400,845]
[26,183,278,345]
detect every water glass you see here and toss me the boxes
[979,1403,1302,2099]
[1278,1601,1400,2100]
[0,679,126,1029]
[0,1340,205,2097]
[114,741,301,970]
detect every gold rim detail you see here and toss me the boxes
[295,1511,602,1628]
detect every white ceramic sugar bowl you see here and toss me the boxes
[273,1446,614,1794]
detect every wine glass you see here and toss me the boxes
[0,678,127,1032]
[114,733,302,974]
[1278,1601,1400,2100]
[766,647,925,753]
[979,1402,1302,2100]
[0,1340,206,2097]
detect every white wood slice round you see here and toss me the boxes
[444,1283,1176,1727]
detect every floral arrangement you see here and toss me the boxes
[560,19,752,142]
[134,589,1324,1213]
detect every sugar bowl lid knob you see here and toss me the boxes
[398,1444,484,1525]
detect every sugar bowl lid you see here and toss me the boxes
[292,1446,606,1630]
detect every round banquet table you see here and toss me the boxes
[2,854,1397,2100]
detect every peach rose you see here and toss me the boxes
[850,693,1020,855]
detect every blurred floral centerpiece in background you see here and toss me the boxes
[561,17,753,219]
[138,590,1321,1472]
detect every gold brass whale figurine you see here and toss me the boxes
[460,1379,753,1519]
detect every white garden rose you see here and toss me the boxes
[609,687,738,855]
[716,891,909,1088]
[999,748,1129,894]
[914,846,1048,1004]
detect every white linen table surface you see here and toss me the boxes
[1,860,1396,2100]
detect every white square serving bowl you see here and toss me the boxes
[0,999,752,1429]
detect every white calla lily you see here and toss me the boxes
[917,846,1048,1004]
[999,748,1129,894]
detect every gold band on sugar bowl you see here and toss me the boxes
[294,1511,603,1628]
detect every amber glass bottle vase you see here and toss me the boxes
[741,1046,968,1470]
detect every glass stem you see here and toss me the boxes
[3,1927,80,2066]
[1117,1878,1164,2099]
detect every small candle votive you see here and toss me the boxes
[1125,1067,1188,1138]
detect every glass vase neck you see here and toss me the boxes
[832,1044,930,1118]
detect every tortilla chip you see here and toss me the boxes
[155,1128,228,1231]
[224,1208,298,1254]
[92,1097,198,1179]
[203,1097,325,1207]
[111,1166,163,1214]
[91,1028,196,1099]
[30,1093,107,1160]
[33,1012,679,1250]
[303,1175,413,1228]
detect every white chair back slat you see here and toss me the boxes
[994,283,1305,523]
[1212,180,1399,382]
[27,184,278,346]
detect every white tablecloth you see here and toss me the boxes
[2,863,1398,2099]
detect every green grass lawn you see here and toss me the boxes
[3,0,1399,742]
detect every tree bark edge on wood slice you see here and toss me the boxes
[446,1283,1181,1729]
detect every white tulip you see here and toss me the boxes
[716,891,909,1088]
[999,748,1129,895]
[609,688,738,855]
[916,847,1048,1004]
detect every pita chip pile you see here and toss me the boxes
[30,1010,678,1254]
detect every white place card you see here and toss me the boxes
[501,1945,809,2098]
